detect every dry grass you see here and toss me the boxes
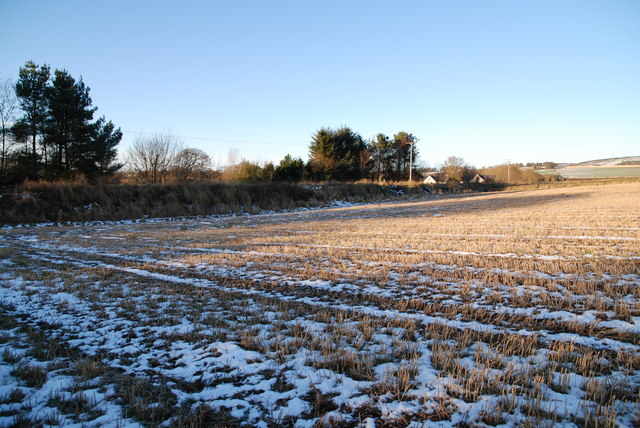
[0,182,638,426]
[11,364,48,388]
[0,181,434,224]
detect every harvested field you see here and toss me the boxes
[1,183,639,427]
[557,166,640,179]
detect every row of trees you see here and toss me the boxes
[218,127,419,184]
[437,156,549,185]
[0,61,122,184]
[308,127,418,181]
[124,127,420,184]
[220,154,305,183]
[479,163,548,184]
[0,63,419,186]
[1,62,551,188]
[125,132,307,184]
[127,132,212,183]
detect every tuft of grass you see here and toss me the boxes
[303,383,338,418]
[0,388,26,404]
[2,348,21,364]
[74,357,108,381]
[115,374,177,425]
[12,364,47,388]
[310,348,375,381]
[10,413,42,428]
[173,402,244,428]
[47,392,104,420]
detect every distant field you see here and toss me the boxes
[1,183,638,426]
[557,166,640,178]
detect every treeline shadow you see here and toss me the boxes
[285,188,591,225]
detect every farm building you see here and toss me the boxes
[471,174,496,183]
[423,175,438,185]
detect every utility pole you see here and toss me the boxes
[507,159,511,183]
[405,136,415,182]
[409,141,414,182]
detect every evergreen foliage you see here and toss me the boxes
[83,118,123,180]
[44,70,97,179]
[274,154,305,182]
[391,132,419,181]
[308,126,368,181]
[12,61,50,172]
[368,132,418,181]
[4,61,122,184]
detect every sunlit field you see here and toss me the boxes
[1,183,639,427]
[557,166,640,179]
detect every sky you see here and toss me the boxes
[1,0,638,168]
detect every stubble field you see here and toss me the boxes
[556,166,640,179]
[1,183,639,427]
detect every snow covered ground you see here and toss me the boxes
[1,183,639,427]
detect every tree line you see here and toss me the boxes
[125,133,307,184]
[308,127,418,181]
[1,62,424,186]
[124,126,421,184]
[220,127,419,184]
[1,62,551,188]
[1,61,123,184]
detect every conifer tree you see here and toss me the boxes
[45,69,96,178]
[370,133,392,181]
[308,127,368,181]
[391,132,418,181]
[12,61,50,168]
[274,154,305,182]
[81,117,123,180]
[8,61,123,183]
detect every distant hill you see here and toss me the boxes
[569,156,640,167]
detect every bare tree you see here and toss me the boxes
[127,132,182,183]
[0,77,18,173]
[442,155,476,183]
[226,148,240,169]
[173,147,211,181]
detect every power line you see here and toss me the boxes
[122,130,304,147]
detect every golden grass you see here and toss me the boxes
[1,182,638,426]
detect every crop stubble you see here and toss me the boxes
[0,183,638,426]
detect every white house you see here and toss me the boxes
[471,174,496,183]
[423,176,438,185]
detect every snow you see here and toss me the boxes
[1,188,638,426]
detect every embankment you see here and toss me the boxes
[0,182,438,225]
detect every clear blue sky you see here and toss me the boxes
[1,0,638,168]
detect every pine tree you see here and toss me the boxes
[392,132,418,181]
[308,127,369,181]
[45,70,96,178]
[371,133,392,181]
[80,117,122,180]
[308,128,337,179]
[9,61,122,183]
[13,61,50,169]
[274,154,305,182]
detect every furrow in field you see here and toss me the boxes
[10,239,638,350]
